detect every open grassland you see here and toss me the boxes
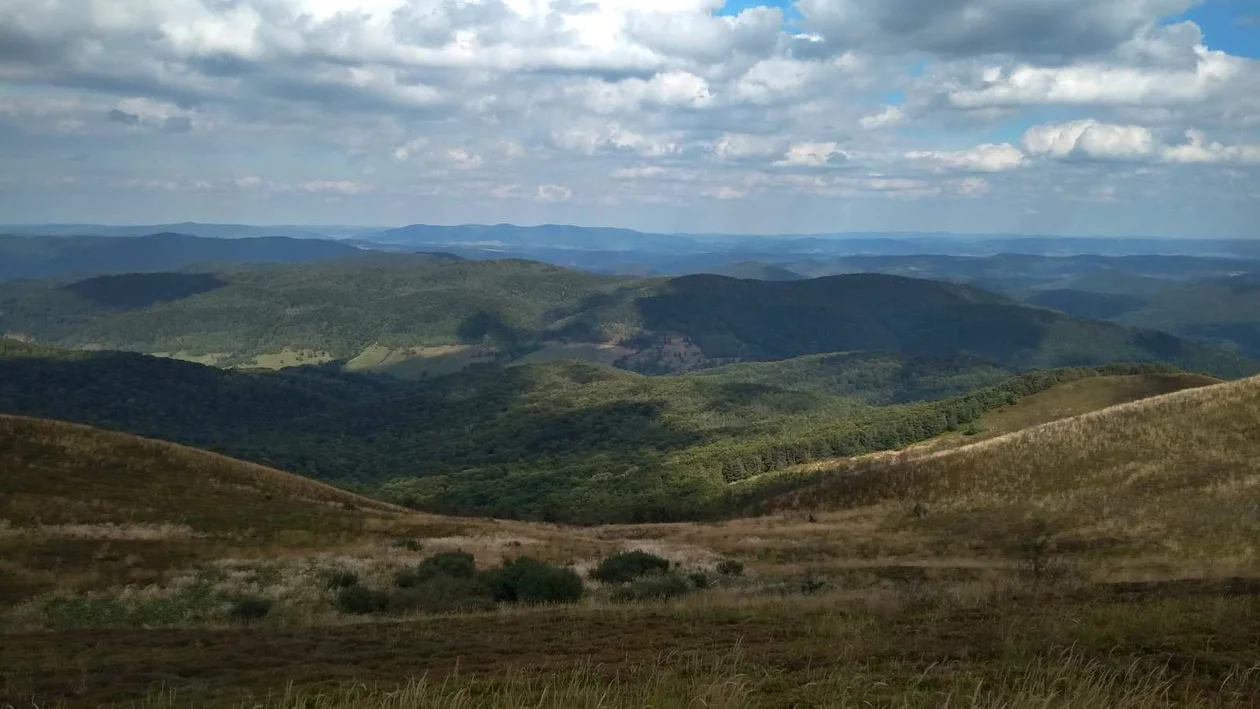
[4,374,1260,706]
[5,590,1260,707]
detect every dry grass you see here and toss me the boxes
[4,374,1260,706]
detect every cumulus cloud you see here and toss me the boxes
[0,0,1253,236]
[1162,130,1260,165]
[861,106,905,130]
[774,142,848,167]
[945,24,1247,110]
[1023,120,1156,160]
[907,143,1027,172]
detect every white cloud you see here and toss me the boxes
[446,148,484,170]
[703,186,746,200]
[299,180,374,195]
[949,46,1243,109]
[861,105,905,130]
[535,184,572,202]
[711,133,785,161]
[1022,120,1156,160]
[774,142,848,167]
[392,138,428,162]
[907,143,1026,172]
[1162,130,1260,165]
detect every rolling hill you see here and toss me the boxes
[0,338,1200,523]
[0,256,1254,378]
[0,233,374,282]
[754,373,1260,557]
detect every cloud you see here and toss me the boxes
[1161,130,1260,165]
[907,143,1026,172]
[535,184,572,202]
[945,24,1248,110]
[1022,120,1156,160]
[0,0,1254,237]
[798,0,1195,56]
[299,181,374,195]
[703,185,745,200]
[774,142,848,167]
[861,106,904,130]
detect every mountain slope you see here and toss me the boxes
[0,258,1253,378]
[0,339,1193,523]
[756,375,1260,561]
[0,233,372,282]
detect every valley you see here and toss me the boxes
[4,373,1260,706]
[3,234,1260,707]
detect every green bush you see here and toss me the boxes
[689,572,711,589]
[591,551,672,584]
[396,551,478,588]
[716,559,745,577]
[230,596,273,623]
[334,585,389,615]
[386,577,496,615]
[325,570,360,590]
[481,557,584,604]
[610,572,693,603]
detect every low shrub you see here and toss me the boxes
[325,570,360,590]
[591,551,671,584]
[387,577,495,615]
[481,557,584,604]
[334,585,389,615]
[716,560,745,577]
[230,596,273,623]
[610,572,693,603]
[689,572,711,590]
[396,551,478,588]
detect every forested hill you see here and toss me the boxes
[0,339,1194,523]
[0,256,1255,378]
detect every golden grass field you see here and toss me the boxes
[4,372,1260,707]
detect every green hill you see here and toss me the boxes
[0,339,1191,523]
[0,258,1253,378]
[1025,274,1260,359]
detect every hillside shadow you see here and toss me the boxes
[62,273,226,310]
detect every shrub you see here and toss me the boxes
[325,570,360,590]
[397,551,478,588]
[716,559,745,577]
[689,572,711,590]
[334,585,389,615]
[392,537,423,552]
[481,557,584,604]
[591,551,671,584]
[386,577,495,615]
[610,572,693,603]
[229,596,273,623]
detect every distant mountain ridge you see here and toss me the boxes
[0,256,1254,379]
[0,233,372,282]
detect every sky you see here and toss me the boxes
[0,0,1257,237]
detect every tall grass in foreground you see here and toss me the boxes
[131,648,1254,709]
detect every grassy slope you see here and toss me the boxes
[757,374,1260,562]
[0,415,460,605]
[1,258,1254,378]
[6,380,1260,706]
